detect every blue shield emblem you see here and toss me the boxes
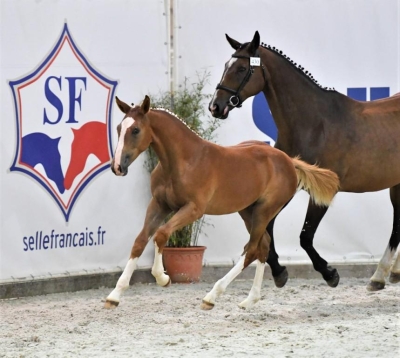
[9,23,118,222]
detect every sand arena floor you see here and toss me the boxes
[0,277,399,358]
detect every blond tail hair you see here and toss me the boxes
[292,157,340,206]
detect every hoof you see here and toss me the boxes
[367,280,385,291]
[389,272,400,284]
[104,300,119,309]
[200,300,215,310]
[324,267,340,288]
[162,277,171,287]
[238,299,258,310]
[273,267,288,288]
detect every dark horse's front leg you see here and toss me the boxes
[300,199,340,287]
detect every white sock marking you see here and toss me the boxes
[151,243,170,286]
[391,251,400,274]
[107,258,138,303]
[371,245,395,283]
[203,255,245,305]
[239,260,265,309]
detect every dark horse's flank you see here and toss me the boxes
[209,31,400,291]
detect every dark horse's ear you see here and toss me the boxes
[141,95,150,114]
[115,96,131,114]
[226,34,242,50]
[248,31,260,55]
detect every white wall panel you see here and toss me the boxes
[176,0,399,265]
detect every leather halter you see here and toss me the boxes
[216,51,266,108]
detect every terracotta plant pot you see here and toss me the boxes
[162,246,207,283]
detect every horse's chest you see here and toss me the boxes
[159,180,188,211]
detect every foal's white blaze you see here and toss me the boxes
[106,257,138,303]
[371,244,395,283]
[114,116,135,172]
[151,242,170,286]
[203,255,245,306]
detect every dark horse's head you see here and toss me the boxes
[209,31,266,119]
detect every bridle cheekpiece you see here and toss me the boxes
[216,51,266,108]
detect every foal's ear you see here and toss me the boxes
[115,96,131,114]
[141,95,150,114]
[226,34,242,50]
[248,31,260,55]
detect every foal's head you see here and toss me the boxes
[209,31,266,119]
[112,95,152,176]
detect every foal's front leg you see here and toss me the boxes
[151,202,204,283]
[104,198,170,308]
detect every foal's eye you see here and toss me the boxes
[132,127,140,135]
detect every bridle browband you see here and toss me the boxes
[216,51,266,108]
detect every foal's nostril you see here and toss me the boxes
[118,164,122,173]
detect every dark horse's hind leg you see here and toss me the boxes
[266,216,289,288]
[368,184,400,291]
[300,199,340,287]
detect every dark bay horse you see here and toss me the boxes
[105,95,339,309]
[209,31,400,291]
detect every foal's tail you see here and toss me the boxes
[292,157,340,206]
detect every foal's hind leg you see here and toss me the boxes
[201,206,265,310]
[300,199,340,287]
[201,255,246,310]
[368,184,400,290]
[239,234,271,309]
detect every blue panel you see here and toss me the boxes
[252,92,278,141]
[347,88,367,101]
[370,87,390,101]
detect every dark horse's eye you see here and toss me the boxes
[238,66,246,73]
[132,127,140,135]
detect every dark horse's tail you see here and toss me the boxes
[292,157,340,206]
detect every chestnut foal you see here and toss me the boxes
[105,95,339,309]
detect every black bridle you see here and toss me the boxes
[216,52,266,108]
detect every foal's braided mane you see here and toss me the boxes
[259,42,336,92]
[151,107,201,137]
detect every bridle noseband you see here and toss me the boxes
[216,51,266,108]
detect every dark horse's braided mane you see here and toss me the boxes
[258,42,336,93]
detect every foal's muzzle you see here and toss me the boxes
[111,160,128,176]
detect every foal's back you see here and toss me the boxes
[198,140,298,215]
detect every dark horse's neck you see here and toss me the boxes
[259,46,351,160]
[149,109,204,173]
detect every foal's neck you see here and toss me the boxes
[149,109,205,173]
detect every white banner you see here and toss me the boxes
[0,0,169,280]
[1,0,399,281]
